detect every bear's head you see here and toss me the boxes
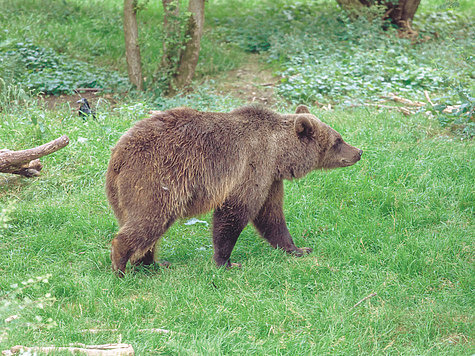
[293,105,363,171]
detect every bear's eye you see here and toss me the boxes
[332,138,342,150]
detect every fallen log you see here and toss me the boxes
[384,92,461,114]
[2,343,134,356]
[350,92,463,117]
[0,135,69,177]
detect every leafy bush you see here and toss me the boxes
[273,9,473,105]
[216,4,474,108]
[0,40,129,95]
[427,88,475,137]
[213,1,315,53]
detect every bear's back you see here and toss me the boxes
[124,105,283,152]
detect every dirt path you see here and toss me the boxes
[39,90,117,113]
[40,54,279,111]
[210,53,280,105]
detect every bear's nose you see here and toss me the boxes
[358,149,363,157]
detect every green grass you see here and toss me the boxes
[0,0,474,353]
[0,95,473,354]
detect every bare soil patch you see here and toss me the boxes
[209,54,280,105]
[39,90,118,114]
[38,54,279,111]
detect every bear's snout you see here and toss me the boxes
[338,144,362,167]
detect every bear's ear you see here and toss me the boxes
[295,105,310,114]
[294,116,314,141]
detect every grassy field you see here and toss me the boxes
[0,0,474,354]
[0,96,473,354]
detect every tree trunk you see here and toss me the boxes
[335,0,421,36]
[124,0,143,90]
[385,0,421,37]
[169,0,205,94]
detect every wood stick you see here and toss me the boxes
[442,105,460,114]
[383,93,425,107]
[74,88,103,93]
[352,292,377,309]
[82,328,173,334]
[424,90,434,106]
[4,343,134,356]
[0,135,69,169]
[260,82,277,87]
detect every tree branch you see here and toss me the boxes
[0,135,69,177]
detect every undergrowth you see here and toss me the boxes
[427,87,475,137]
[0,40,129,95]
[1,1,473,114]
[216,3,474,105]
[213,1,474,136]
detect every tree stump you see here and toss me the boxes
[335,0,421,37]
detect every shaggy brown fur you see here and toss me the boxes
[106,105,362,273]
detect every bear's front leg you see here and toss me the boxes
[212,199,250,268]
[252,180,312,256]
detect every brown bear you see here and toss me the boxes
[106,105,362,274]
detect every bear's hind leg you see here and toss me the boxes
[111,217,174,275]
[110,235,132,274]
[130,243,172,268]
[212,199,250,268]
[132,244,156,266]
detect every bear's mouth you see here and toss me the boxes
[340,158,357,167]
[341,155,361,166]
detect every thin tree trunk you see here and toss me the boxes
[124,0,143,90]
[169,0,205,94]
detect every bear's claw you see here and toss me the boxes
[290,247,313,257]
[228,262,242,268]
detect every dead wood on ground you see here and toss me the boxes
[0,135,69,177]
